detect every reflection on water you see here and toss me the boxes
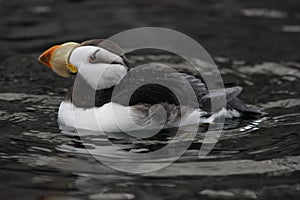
[281,25,300,33]
[0,56,299,199]
[241,8,288,19]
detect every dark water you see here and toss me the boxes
[0,0,300,200]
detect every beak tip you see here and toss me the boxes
[38,46,56,68]
[37,55,42,63]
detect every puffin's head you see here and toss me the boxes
[38,39,128,90]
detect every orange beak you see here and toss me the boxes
[38,42,79,77]
[38,45,61,69]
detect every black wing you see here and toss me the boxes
[111,63,207,109]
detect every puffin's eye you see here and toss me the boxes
[89,50,100,63]
[89,54,97,62]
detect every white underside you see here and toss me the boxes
[58,101,241,133]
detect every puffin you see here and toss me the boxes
[38,39,265,133]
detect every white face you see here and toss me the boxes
[69,46,127,90]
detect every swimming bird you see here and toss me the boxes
[38,39,265,133]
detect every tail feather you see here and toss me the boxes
[227,97,267,116]
[200,86,243,112]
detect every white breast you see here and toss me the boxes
[58,101,240,133]
[58,101,141,132]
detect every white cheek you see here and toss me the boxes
[78,63,109,89]
[69,46,127,90]
[70,46,97,69]
[79,63,127,90]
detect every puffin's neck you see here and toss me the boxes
[64,74,114,108]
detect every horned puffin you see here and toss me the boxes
[38,39,265,133]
